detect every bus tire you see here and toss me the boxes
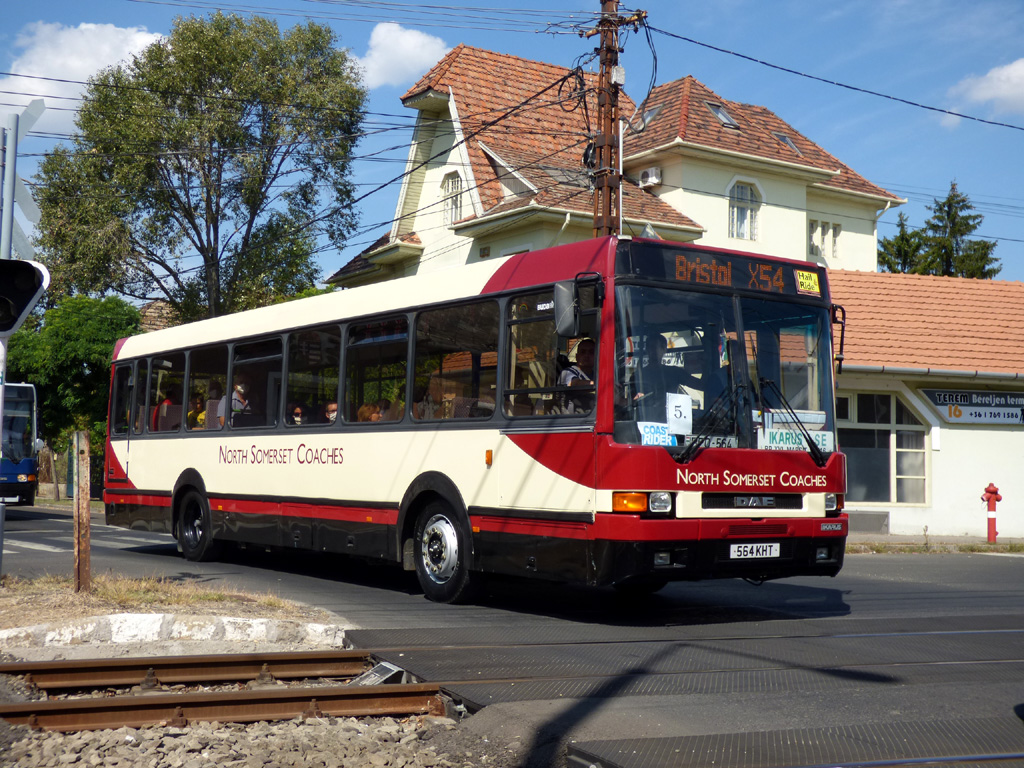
[19,490,34,507]
[177,489,221,562]
[413,500,478,604]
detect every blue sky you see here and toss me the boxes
[2,1,1023,282]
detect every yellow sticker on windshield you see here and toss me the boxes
[795,270,821,295]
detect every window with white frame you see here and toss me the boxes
[836,393,927,504]
[808,219,842,260]
[729,182,760,240]
[441,172,463,225]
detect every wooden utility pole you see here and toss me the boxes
[587,1,646,238]
[73,431,91,593]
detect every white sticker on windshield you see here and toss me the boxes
[639,422,678,446]
[758,428,834,452]
[666,393,693,435]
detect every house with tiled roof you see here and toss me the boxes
[828,270,1024,537]
[328,45,1021,539]
[328,45,901,287]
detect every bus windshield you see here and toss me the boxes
[614,284,836,456]
[2,386,36,463]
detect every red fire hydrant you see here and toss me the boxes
[981,482,1001,543]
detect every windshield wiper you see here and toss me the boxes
[758,377,829,468]
[667,384,741,464]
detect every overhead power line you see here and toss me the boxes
[646,25,1024,134]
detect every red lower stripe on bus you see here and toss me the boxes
[104,493,171,508]
[471,514,843,542]
[206,498,399,526]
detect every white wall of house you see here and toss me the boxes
[806,189,883,273]
[630,155,883,272]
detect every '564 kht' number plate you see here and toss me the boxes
[729,543,780,559]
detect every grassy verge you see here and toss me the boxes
[0,574,328,629]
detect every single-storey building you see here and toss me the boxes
[830,269,1024,539]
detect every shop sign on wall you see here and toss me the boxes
[922,389,1024,425]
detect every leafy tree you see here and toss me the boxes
[878,212,925,274]
[34,13,366,321]
[919,181,1000,278]
[6,296,141,453]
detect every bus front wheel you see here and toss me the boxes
[177,489,221,562]
[413,501,479,604]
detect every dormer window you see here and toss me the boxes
[773,132,802,155]
[442,172,463,225]
[706,102,739,129]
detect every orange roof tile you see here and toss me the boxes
[828,270,1024,375]
[629,77,900,201]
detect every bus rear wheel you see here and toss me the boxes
[413,501,479,604]
[177,489,221,562]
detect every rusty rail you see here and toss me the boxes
[0,650,372,692]
[0,681,445,732]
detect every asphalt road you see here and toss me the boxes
[3,502,1024,768]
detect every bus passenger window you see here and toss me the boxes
[110,365,133,436]
[228,338,282,429]
[133,360,148,435]
[504,288,598,418]
[186,345,228,431]
[346,317,408,424]
[413,302,498,421]
[287,326,340,427]
[149,352,186,432]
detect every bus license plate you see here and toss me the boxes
[730,543,780,559]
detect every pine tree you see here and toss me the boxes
[919,181,1000,278]
[878,212,925,273]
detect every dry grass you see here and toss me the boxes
[0,574,330,631]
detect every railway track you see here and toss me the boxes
[0,650,446,732]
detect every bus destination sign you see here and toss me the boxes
[621,244,824,299]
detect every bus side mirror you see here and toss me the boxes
[553,280,579,338]
[831,303,846,375]
[34,438,44,452]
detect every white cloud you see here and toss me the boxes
[948,58,1024,115]
[355,23,450,90]
[1,22,162,136]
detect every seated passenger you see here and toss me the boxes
[320,401,339,424]
[357,403,380,422]
[417,375,451,419]
[288,402,312,426]
[187,392,206,429]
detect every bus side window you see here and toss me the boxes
[186,345,228,431]
[150,352,186,432]
[413,302,498,421]
[110,365,133,436]
[345,317,409,424]
[504,288,597,418]
[133,360,149,435]
[230,338,283,429]
[287,325,341,427]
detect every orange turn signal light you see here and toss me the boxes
[612,492,648,513]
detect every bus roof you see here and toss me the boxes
[115,238,619,361]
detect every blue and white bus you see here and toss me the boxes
[1,383,42,507]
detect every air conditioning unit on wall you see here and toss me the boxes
[638,166,662,188]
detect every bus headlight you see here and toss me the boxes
[611,492,674,517]
[825,493,838,512]
[649,492,673,515]
[17,474,28,483]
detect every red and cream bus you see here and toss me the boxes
[104,236,848,602]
